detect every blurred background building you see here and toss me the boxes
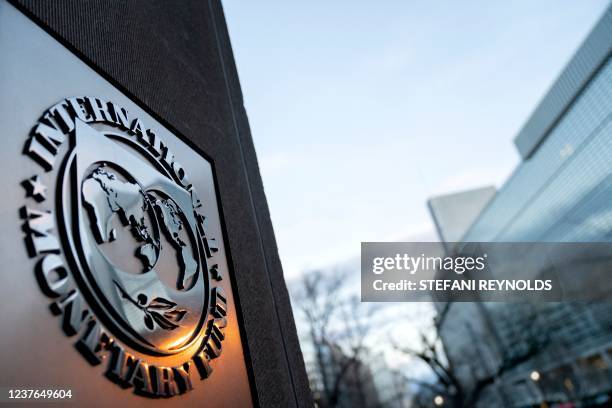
[428,4,612,407]
[226,0,612,406]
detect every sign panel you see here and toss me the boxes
[0,2,252,405]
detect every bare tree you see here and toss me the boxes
[293,269,342,406]
[293,269,381,408]
[392,311,550,408]
[391,327,463,407]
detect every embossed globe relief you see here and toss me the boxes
[20,97,228,397]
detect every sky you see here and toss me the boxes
[222,0,610,281]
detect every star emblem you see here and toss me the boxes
[22,175,47,202]
[210,264,222,281]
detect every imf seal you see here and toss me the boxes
[20,97,228,397]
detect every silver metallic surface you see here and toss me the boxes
[0,1,252,405]
[67,120,208,354]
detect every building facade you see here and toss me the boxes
[430,4,612,407]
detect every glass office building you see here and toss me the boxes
[430,5,612,407]
[462,58,612,243]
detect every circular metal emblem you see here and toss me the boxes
[20,97,228,397]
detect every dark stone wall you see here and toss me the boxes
[8,1,312,406]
